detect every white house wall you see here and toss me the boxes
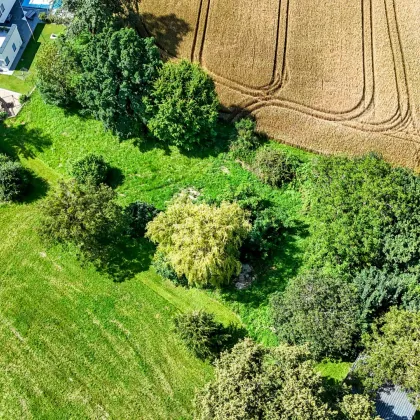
[0,25,22,69]
[0,0,16,24]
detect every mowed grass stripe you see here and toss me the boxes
[0,200,235,418]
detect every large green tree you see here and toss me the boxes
[271,273,361,359]
[304,154,420,276]
[146,195,250,287]
[145,60,219,150]
[195,339,335,420]
[78,28,161,138]
[36,39,80,107]
[40,181,125,264]
[357,308,420,408]
[64,0,123,35]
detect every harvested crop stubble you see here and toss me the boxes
[140,0,420,168]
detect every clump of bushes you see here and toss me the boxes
[0,111,8,121]
[271,272,361,359]
[145,60,219,150]
[0,154,28,202]
[152,251,188,287]
[211,185,289,261]
[125,201,159,238]
[146,195,251,288]
[174,310,236,360]
[229,118,262,162]
[71,154,110,186]
[252,147,299,187]
[39,181,125,264]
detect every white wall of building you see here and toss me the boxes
[0,25,22,69]
[0,0,16,24]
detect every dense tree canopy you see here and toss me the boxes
[36,39,80,107]
[64,0,123,35]
[78,28,161,138]
[271,273,361,359]
[146,195,251,287]
[357,308,420,408]
[195,339,334,420]
[40,181,125,263]
[145,60,219,150]
[304,154,420,280]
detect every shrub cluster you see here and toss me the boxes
[229,118,262,162]
[0,154,28,202]
[125,201,159,238]
[252,147,299,187]
[71,154,110,186]
[174,310,236,360]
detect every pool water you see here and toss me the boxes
[21,0,62,9]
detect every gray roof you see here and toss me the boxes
[376,385,416,420]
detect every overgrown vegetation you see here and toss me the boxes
[2,4,420,418]
[0,154,28,202]
[146,195,251,287]
[173,310,238,361]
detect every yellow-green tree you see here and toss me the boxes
[146,196,251,287]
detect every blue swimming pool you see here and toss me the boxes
[21,0,62,9]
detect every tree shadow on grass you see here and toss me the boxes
[0,121,52,159]
[98,237,155,283]
[220,220,310,309]
[22,170,49,203]
[106,166,125,189]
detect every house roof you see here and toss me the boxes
[348,355,417,420]
[376,385,417,420]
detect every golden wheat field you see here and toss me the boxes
[140,0,420,168]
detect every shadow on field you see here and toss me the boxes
[134,120,233,159]
[135,13,191,58]
[0,121,52,159]
[99,237,155,283]
[220,220,309,309]
[23,170,49,203]
[106,166,125,189]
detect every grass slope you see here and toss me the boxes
[0,94,345,416]
[0,96,245,418]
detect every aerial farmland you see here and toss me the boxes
[141,0,420,168]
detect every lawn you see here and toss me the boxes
[0,23,65,94]
[0,94,343,417]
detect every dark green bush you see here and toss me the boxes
[145,60,219,150]
[252,147,299,187]
[211,185,289,261]
[173,310,234,360]
[0,111,8,121]
[125,201,159,238]
[0,154,28,202]
[229,118,262,161]
[152,251,188,287]
[71,154,109,186]
[271,272,361,359]
[353,267,419,325]
[19,94,29,104]
[244,207,286,259]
